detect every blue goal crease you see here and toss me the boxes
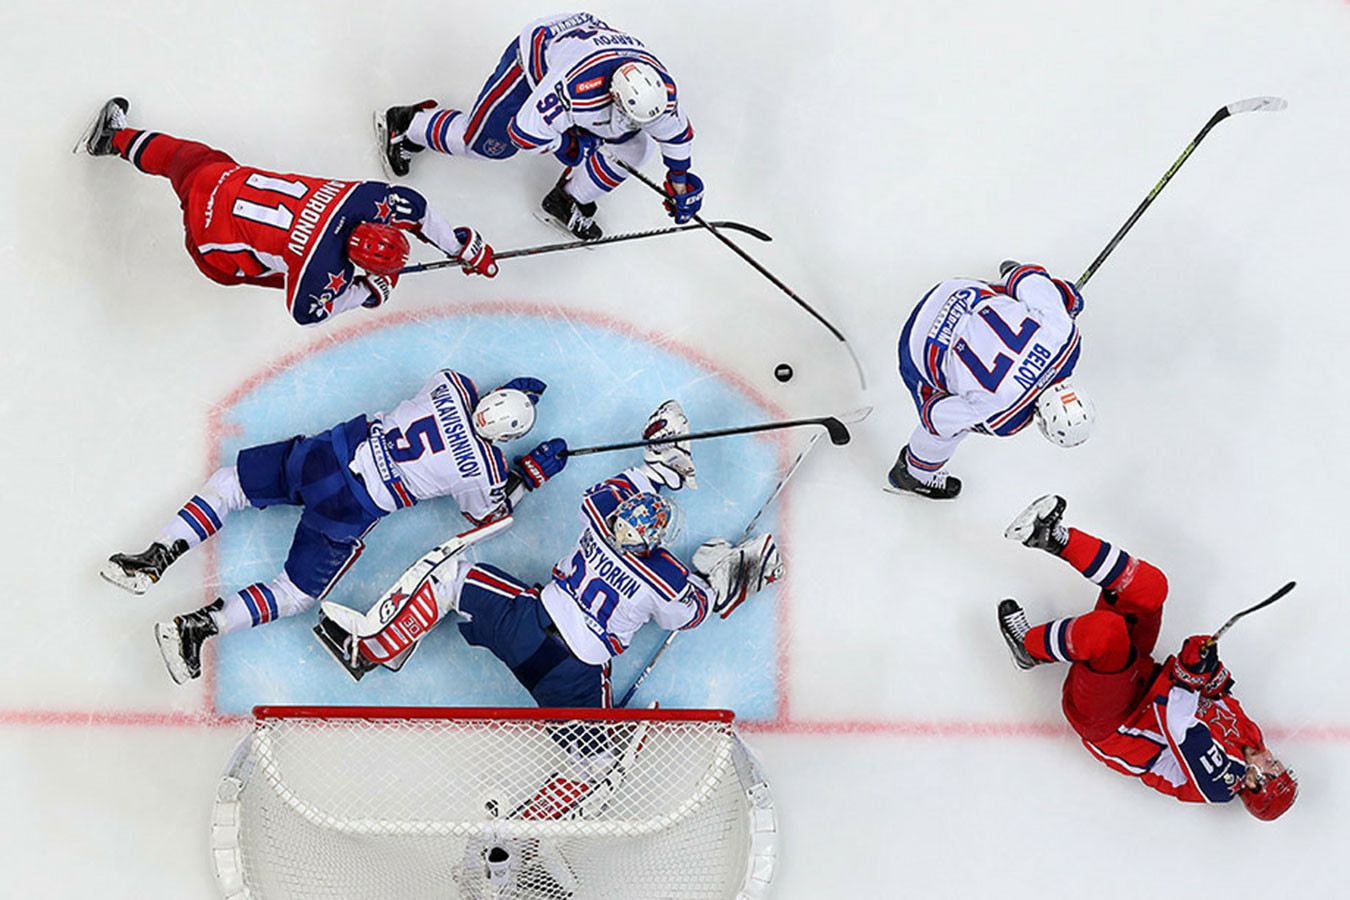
[212,313,782,720]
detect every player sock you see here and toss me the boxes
[1059,528,1136,591]
[413,108,463,154]
[217,573,315,634]
[157,467,249,549]
[1023,617,1076,664]
[111,129,167,173]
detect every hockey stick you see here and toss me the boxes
[605,154,868,390]
[617,431,829,708]
[1077,96,1287,288]
[563,413,854,459]
[397,220,771,275]
[1205,580,1295,648]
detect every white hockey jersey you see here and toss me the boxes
[508,12,695,170]
[539,467,710,665]
[349,369,511,524]
[898,264,1084,439]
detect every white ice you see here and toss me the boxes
[2,0,1348,896]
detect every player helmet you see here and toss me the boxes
[606,492,682,556]
[1035,381,1095,448]
[609,62,669,126]
[1241,750,1298,821]
[347,223,410,276]
[472,389,536,443]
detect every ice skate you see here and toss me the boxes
[1004,494,1068,553]
[539,175,602,241]
[998,599,1046,670]
[883,447,961,500]
[154,599,221,684]
[76,96,128,156]
[100,539,189,594]
[375,99,436,179]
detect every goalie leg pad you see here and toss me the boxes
[695,534,785,618]
[353,555,469,664]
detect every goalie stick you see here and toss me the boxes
[397,220,771,275]
[562,412,855,459]
[616,407,870,707]
[1205,580,1295,649]
[604,153,867,391]
[1077,96,1286,288]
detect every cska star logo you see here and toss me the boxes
[1201,697,1243,744]
[375,198,392,221]
[326,271,347,293]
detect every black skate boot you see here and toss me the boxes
[376,99,436,178]
[998,599,1047,670]
[999,259,1021,278]
[154,598,222,684]
[1003,494,1068,554]
[540,175,602,241]
[101,539,189,595]
[80,97,129,156]
[883,446,962,500]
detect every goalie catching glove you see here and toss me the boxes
[640,399,696,490]
[693,533,784,618]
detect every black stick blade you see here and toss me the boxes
[821,417,850,445]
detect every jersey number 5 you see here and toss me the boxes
[953,306,1041,391]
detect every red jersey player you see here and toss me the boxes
[997,495,1297,820]
[79,98,498,327]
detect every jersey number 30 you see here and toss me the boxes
[562,551,622,629]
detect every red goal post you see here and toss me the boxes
[212,706,778,899]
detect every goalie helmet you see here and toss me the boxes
[1035,381,1095,448]
[606,492,681,556]
[473,389,536,443]
[609,61,669,126]
[347,222,410,276]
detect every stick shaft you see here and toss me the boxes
[564,417,842,457]
[398,221,769,274]
[1210,580,1295,644]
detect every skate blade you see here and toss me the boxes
[72,105,105,155]
[99,562,151,595]
[153,621,192,685]
[532,209,600,248]
[1003,494,1062,541]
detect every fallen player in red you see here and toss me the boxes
[997,495,1296,820]
[79,98,497,327]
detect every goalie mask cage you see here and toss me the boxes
[211,706,777,900]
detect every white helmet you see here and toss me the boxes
[472,389,536,443]
[1035,381,1095,448]
[609,62,668,125]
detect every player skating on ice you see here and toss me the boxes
[317,401,783,707]
[79,98,498,327]
[997,495,1297,819]
[886,262,1093,499]
[377,11,701,241]
[100,370,565,684]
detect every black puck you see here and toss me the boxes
[774,363,794,382]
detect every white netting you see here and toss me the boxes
[212,708,776,900]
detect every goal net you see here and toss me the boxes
[212,706,777,900]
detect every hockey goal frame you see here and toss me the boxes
[212,705,778,900]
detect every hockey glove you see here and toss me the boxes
[499,377,547,405]
[515,438,568,490]
[454,227,499,278]
[553,128,601,168]
[663,171,703,224]
[358,273,398,308]
[641,399,696,490]
[1171,635,1233,698]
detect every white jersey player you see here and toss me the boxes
[377,11,701,241]
[887,261,1094,499]
[317,400,784,709]
[100,369,567,684]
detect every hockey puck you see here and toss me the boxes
[774,363,794,383]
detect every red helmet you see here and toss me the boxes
[347,223,410,275]
[1241,767,1298,821]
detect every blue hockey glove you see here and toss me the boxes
[515,438,568,490]
[553,128,601,168]
[663,171,703,224]
[500,377,547,405]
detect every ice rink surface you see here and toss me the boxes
[2,0,1348,896]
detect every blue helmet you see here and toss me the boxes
[606,493,681,556]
